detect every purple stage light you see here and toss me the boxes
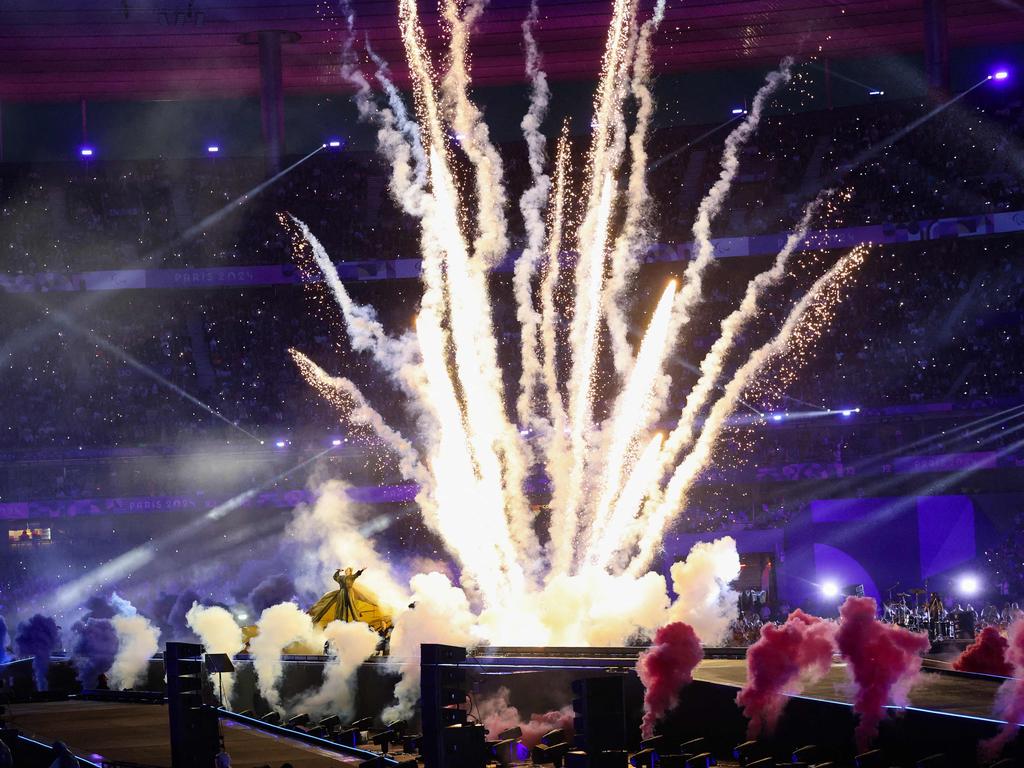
[80,147,94,157]
[207,145,220,154]
[821,580,840,598]
[324,139,343,149]
[993,70,1009,81]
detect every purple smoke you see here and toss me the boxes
[248,574,297,614]
[15,614,60,691]
[71,618,119,688]
[0,615,10,665]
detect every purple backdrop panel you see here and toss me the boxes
[917,495,976,579]
[813,542,881,605]
[810,497,892,523]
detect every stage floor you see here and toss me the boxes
[7,700,364,767]
[692,659,1009,722]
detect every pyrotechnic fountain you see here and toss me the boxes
[274,0,865,720]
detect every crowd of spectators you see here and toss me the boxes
[4,91,1024,274]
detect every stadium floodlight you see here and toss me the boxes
[821,581,840,598]
[868,90,885,96]
[841,409,853,417]
[771,413,783,422]
[731,107,747,115]
[274,439,287,448]
[324,139,344,149]
[331,438,342,446]
[207,145,220,154]
[957,574,981,597]
[80,147,95,157]
[991,70,1009,81]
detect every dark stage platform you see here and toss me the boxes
[5,700,364,767]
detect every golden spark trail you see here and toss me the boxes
[588,432,663,572]
[290,349,431,492]
[652,196,826,487]
[626,248,868,576]
[557,174,615,575]
[583,279,676,560]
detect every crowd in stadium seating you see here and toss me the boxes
[4,93,1024,275]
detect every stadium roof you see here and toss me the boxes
[0,0,1020,100]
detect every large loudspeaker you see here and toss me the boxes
[571,676,627,755]
[421,644,485,768]
[166,642,219,768]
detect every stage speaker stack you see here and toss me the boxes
[165,641,219,768]
[421,644,485,768]
[572,676,627,755]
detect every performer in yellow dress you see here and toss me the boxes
[307,567,392,633]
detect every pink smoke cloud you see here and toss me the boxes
[953,626,1012,677]
[477,686,575,748]
[637,621,704,739]
[736,608,837,738]
[980,617,1024,759]
[835,596,930,751]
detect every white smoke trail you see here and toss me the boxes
[288,481,409,612]
[382,572,480,722]
[289,349,430,490]
[406,0,539,586]
[109,613,160,691]
[293,620,380,719]
[366,41,429,200]
[186,603,245,706]
[291,217,422,395]
[250,602,323,714]
[514,0,552,430]
[604,0,667,377]
[669,58,795,337]
[339,0,427,220]
[439,0,509,267]
[665,537,741,644]
[627,248,867,575]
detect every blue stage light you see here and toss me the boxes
[207,145,220,154]
[80,147,94,157]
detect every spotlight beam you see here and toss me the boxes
[48,445,338,612]
[38,300,262,443]
[830,77,992,184]
[647,116,744,172]
[837,426,1024,538]
[143,144,326,263]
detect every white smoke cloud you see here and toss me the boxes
[382,572,480,722]
[293,620,380,719]
[186,603,245,706]
[250,602,323,714]
[666,537,742,644]
[109,613,160,691]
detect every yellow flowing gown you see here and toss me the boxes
[307,568,393,633]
